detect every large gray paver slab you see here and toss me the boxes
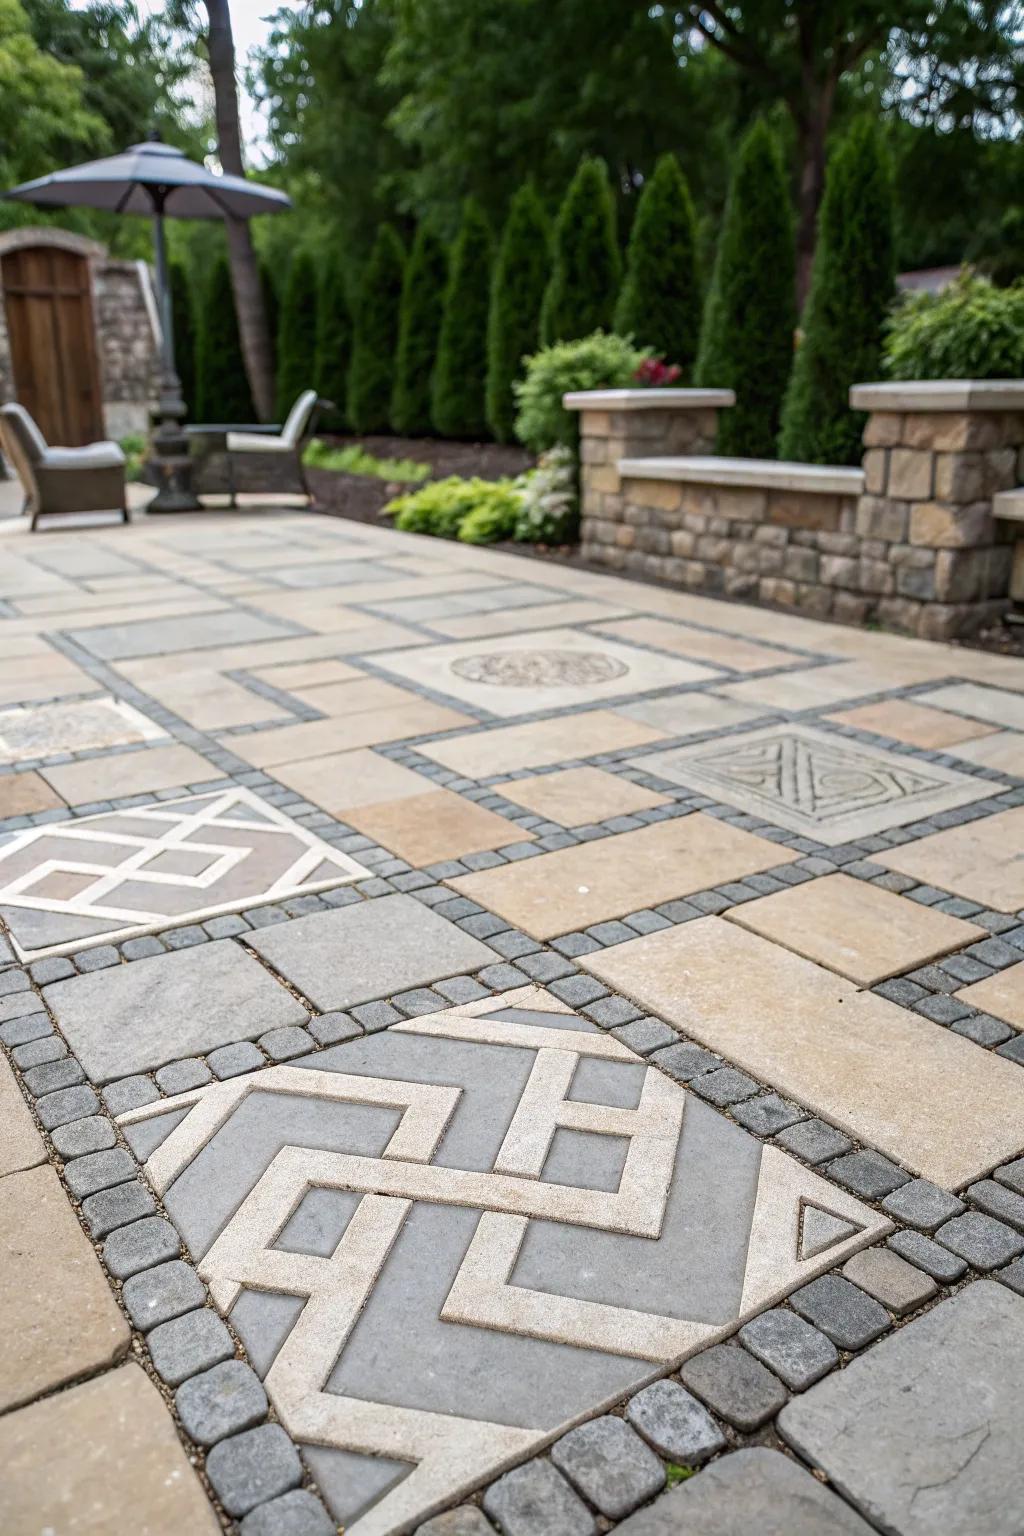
[245,892,496,1009]
[779,1281,1024,1536]
[614,1448,875,1535]
[45,940,307,1081]
[69,608,297,660]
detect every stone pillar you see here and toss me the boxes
[851,382,1024,639]
[564,389,735,553]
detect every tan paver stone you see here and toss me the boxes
[717,658,956,712]
[139,669,289,729]
[0,1055,45,1177]
[0,770,65,818]
[726,872,985,985]
[347,788,534,865]
[0,655,99,707]
[431,599,630,639]
[227,701,475,767]
[841,1246,937,1314]
[291,676,426,715]
[449,814,797,940]
[417,710,667,777]
[594,616,796,672]
[618,691,765,736]
[0,1163,130,1411]
[947,730,1024,775]
[252,656,363,690]
[956,961,1024,1030]
[917,682,1024,732]
[39,743,219,806]
[0,1362,221,1535]
[877,807,1024,912]
[270,747,431,814]
[582,917,1024,1188]
[501,766,671,824]
[827,698,998,749]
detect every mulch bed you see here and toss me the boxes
[308,434,532,526]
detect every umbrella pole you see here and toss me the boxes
[145,190,201,512]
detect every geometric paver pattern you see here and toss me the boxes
[0,787,369,959]
[635,724,995,844]
[117,990,887,1534]
[0,694,166,763]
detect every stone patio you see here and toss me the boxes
[2,505,1024,1536]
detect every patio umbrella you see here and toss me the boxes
[3,135,291,511]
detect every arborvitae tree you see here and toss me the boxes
[315,255,352,433]
[486,183,551,443]
[391,226,447,435]
[695,121,795,458]
[195,254,255,423]
[614,154,701,377]
[169,261,197,420]
[347,224,405,434]
[275,250,320,420]
[540,159,621,345]
[432,199,493,439]
[779,120,895,465]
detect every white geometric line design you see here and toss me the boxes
[0,787,371,959]
[118,990,892,1536]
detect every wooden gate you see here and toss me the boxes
[1,245,105,446]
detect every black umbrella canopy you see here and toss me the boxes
[3,139,291,220]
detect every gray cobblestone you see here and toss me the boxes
[415,1507,495,1536]
[739,1308,838,1390]
[937,1211,1024,1270]
[582,995,642,1029]
[23,1056,84,1097]
[74,944,120,972]
[516,951,578,983]
[393,987,447,1017]
[155,1058,213,1093]
[308,1011,363,1045]
[103,1075,159,1114]
[240,1491,336,1536]
[175,1359,268,1445]
[103,1215,180,1278]
[208,1041,265,1078]
[651,1042,723,1083]
[203,914,251,938]
[625,1379,725,1465]
[679,1343,787,1431]
[881,1178,966,1232]
[549,932,601,958]
[63,1147,135,1198]
[967,1178,1024,1232]
[259,1025,313,1060]
[120,936,166,960]
[690,1066,759,1106]
[790,1275,890,1349]
[82,1179,156,1238]
[954,1012,1014,1046]
[732,1094,805,1137]
[352,1000,402,1031]
[476,964,529,990]
[0,1012,52,1047]
[887,1229,968,1283]
[995,1157,1024,1196]
[29,956,75,984]
[774,1118,852,1164]
[828,1149,909,1199]
[122,1259,207,1331]
[163,924,208,949]
[148,1306,235,1386]
[551,1416,665,1519]
[206,1423,303,1518]
[36,1082,100,1129]
[483,1458,596,1536]
[11,1035,65,1069]
[486,930,543,960]
[433,977,491,1005]
[548,975,608,1007]
[611,1017,677,1055]
[50,1115,115,1158]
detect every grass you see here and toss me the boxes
[303,438,430,483]
[664,1463,696,1487]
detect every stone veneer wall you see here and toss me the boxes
[571,382,1024,640]
[0,229,159,441]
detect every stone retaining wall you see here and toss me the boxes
[570,382,1024,640]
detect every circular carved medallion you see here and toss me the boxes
[450,649,630,689]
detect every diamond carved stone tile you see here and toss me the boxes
[634,724,994,844]
[0,787,370,960]
[116,986,888,1536]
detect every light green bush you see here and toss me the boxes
[457,482,522,544]
[302,439,429,482]
[387,476,517,540]
[513,331,649,454]
[884,271,1024,380]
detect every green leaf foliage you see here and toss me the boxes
[391,225,448,435]
[347,224,406,434]
[169,261,197,421]
[615,154,700,378]
[387,475,516,539]
[780,120,895,465]
[541,159,621,345]
[303,439,428,482]
[513,331,648,454]
[276,250,321,421]
[194,254,256,424]
[695,121,795,458]
[315,255,352,432]
[486,183,551,443]
[884,271,1024,381]
[432,199,493,439]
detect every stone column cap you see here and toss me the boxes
[618,455,865,497]
[851,380,1024,412]
[562,388,735,411]
[994,487,1024,524]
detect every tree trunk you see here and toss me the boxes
[203,0,275,420]
[791,71,836,312]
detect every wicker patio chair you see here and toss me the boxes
[224,388,323,502]
[0,403,127,531]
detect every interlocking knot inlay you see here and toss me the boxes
[449,650,630,689]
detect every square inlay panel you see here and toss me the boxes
[372,628,718,718]
[632,725,995,844]
[116,988,886,1535]
[0,695,166,765]
[0,787,370,960]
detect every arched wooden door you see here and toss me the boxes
[1,245,105,445]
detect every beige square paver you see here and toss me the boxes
[0,1163,130,1411]
[39,743,219,807]
[0,1055,45,1177]
[878,807,1024,913]
[946,731,1024,776]
[0,770,65,818]
[717,659,956,712]
[0,1362,221,1535]
[290,676,426,715]
[271,748,431,815]
[618,691,766,737]
[956,961,1024,1030]
[228,701,475,767]
[431,599,630,639]
[827,698,998,750]
[347,788,533,865]
[726,872,985,985]
[139,669,289,730]
[252,656,364,690]
[582,917,1024,1188]
[449,814,797,939]
[501,766,671,824]
[917,682,1024,733]
[594,616,796,672]
[417,711,667,778]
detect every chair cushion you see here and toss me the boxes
[1,402,48,461]
[44,442,126,470]
[226,431,294,453]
